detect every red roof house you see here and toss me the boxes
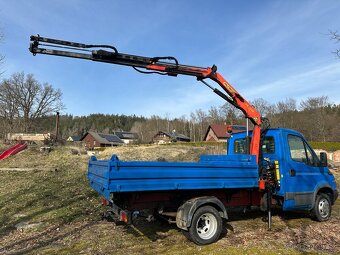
[203,124,246,142]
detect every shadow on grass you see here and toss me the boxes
[125,219,177,242]
[0,221,96,255]
[109,211,236,243]
[113,207,314,244]
[226,207,311,222]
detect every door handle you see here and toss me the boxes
[289,169,296,176]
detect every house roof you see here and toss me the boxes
[69,135,81,141]
[155,131,190,141]
[174,133,191,140]
[204,124,247,140]
[82,131,124,145]
[207,124,230,139]
[114,131,139,140]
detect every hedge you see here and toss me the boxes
[309,142,340,152]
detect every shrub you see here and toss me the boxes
[309,142,340,152]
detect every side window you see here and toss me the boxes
[288,135,307,163]
[234,136,275,154]
[234,138,246,154]
[262,136,275,154]
[288,135,319,166]
[305,144,318,166]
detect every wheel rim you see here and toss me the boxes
[318,198,330,218]
[196,213,217,240]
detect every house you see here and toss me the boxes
[204,124,246,142]
[81,131,124,149]
[153,131,191,144]
[66,135,81,142]
[113,131,139,144]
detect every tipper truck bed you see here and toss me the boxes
[88,154,258,196]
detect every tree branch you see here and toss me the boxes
[329,30,340,58]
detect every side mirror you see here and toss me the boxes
[320,152,328,167]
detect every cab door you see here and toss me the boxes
[283,133,324,210]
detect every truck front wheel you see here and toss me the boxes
[187,206,222,245]
[311,193,332,222]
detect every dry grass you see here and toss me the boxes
[0,144,339,255]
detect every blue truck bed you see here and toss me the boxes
[88,154,259,200]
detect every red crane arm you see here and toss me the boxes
[29,35,262,162]
[144,64,262,161]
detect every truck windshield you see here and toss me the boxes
[234,136,275,154]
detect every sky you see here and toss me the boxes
[0,0,339,118]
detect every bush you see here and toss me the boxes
[310,142,340,152]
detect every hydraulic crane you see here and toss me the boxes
[29,35,263,163]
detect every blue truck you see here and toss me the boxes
[29,36,338,245]
[87,128,337,244]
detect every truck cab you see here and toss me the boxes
[228,128,338,217]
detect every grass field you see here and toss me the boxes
[0,144,339,254]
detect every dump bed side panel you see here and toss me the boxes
[88,154,259,200]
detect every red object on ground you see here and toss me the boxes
[0,143,28,160]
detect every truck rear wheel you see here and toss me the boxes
[187,206,222,245]
[311,193,332,222]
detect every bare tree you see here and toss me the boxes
[195,109,208,141]
[329,30,340,58]
[0,30,4,76]
[271,98,297,128]
[219,102,242,125]
[130,121,144,142]
[0,72,64,132]
[208,106,223,123]
[300,96,331,141]
[250,98,272,117]
[276,98,297,113]
[190,112,197,142]
[300,95,329,110]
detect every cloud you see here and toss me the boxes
[245,62,340,103]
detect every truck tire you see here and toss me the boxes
[187,206,222,245]
[311,193,332,222]
[181,229,192,241]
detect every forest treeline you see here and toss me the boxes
[1,96,339,143]
[0,73,339,143]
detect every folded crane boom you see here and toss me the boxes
[29,35,262,162]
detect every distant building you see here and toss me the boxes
[204,124,246,142]
[113,131,139,144]
[153,131,191,144]
[81,131,124,149]
[7,133,51,142]
[66,135,81,142]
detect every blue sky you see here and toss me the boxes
[0,0,339,118]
